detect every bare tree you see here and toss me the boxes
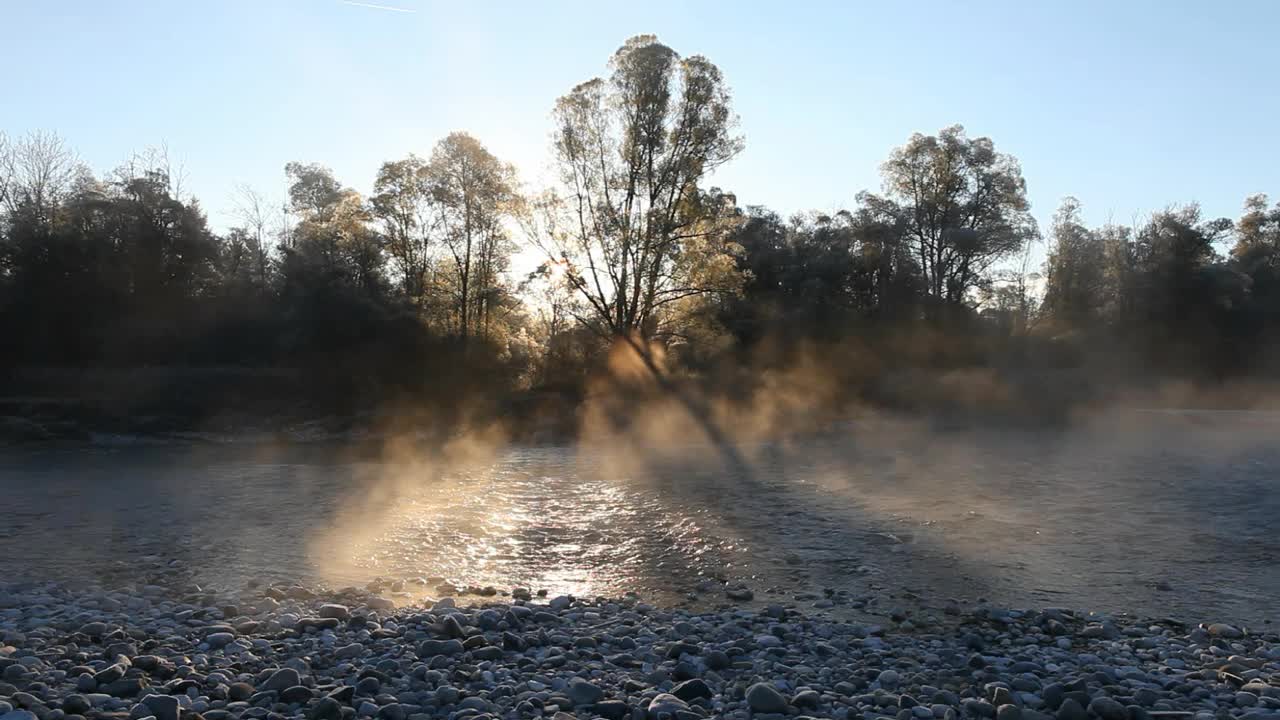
[117,144,188,201]
[233,184,275,287]
[1,130,78,220]
[0,131,11,213]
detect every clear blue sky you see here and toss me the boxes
[3,0,1277,247]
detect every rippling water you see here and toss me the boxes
[0,411,1276,624]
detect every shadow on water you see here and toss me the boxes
[0,400,1276,625]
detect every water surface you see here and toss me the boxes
[1,411,1275,624]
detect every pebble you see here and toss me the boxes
[747,682,790,713]
[566,679,604,706]
[141,694,179,720]
[0,580,1273,720]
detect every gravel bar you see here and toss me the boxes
[1,578,1277,720]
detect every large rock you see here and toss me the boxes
[1207,623,1243,639]
[281,686,314,704]
[141,694,180,720]
[1056,699,1087,720]
[567,679,604,706]
[205,632,235,649]
[62,695,92,715]
[647,694,689,718]
[310,697,343,720]
[1088,698,1128,720]
[260,668,302,693]
[101,678,147,697]
[318,604,350,620]
[417,639,464,657]
[670,678,712,702]
[746,683,789,713]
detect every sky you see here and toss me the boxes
[3,0,1278,258]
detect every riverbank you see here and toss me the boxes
[1,578,1277,720]
[7,362,1280,448]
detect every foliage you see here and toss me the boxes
[528,35,746,341]
[866,125,1038,311]
[3,36,1280,424]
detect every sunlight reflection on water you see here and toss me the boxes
[0,414,1276,622]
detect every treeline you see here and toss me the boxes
[0,132,536,414]
[720,186,1280,378]
[1,35,1277,424]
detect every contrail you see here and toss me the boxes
[341,0,415,12]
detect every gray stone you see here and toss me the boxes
[671,679,712,702]
[416,639,464,657]
[793,690,822,709]
[94,664,126,685]
[1056,699,1087,720]
[205,632,235,649]
[334,643,365,659]
[141,694,180,720]
[281,686,314,704]
[470,646,503,661]
[879,670,901,690]
[999,705,1023,720]
[260,668,302,693]
[318,604,350,620]
[567,679,604,706]
[1207,623,1243,639]
[1088,698,1128,720]
[62,696,91,715]
[746,683,789,713]
[310,697,343,720]
[647,694,690,718]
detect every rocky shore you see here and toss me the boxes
[1,578,1277,720]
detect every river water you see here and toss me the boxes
[0,410,1276,625]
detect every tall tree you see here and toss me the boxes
[371,155,435,304]
[1232,194,1280,275]
[284,162,384,294]
[0,130,78,222]
[530,35,746,341]
[869,125,1037,310]
[1041,197,1109,330]
[426,132,516,341]
[230,184,274,290]
[1230,194,1280,356]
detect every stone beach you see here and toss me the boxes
[1,574,1277,720]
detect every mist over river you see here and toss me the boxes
[1,410,1276,626]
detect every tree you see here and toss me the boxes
[110,168,221,304]
[230,184,274,290]
[869,125,1037,311]
[1229,194,1280,359]
[0,130,78,222]
[0,131,10,214]
[284,162,384,295]
[1041,197,1108,330]
[371,155,436,304]
[1232,194,1280,276]
[530,34,746,342]
[1126,206,1240,366]
[426,132,516,341]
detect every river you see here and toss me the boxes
[0,410,1276,625]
